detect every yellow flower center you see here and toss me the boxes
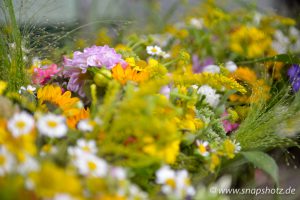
[16,121,26,129]
[166,178,176,189]
[82,146,90,152]
[47,121,58,128]
[0,155,6,165]
[87,161,97,171]
[198,144,207,154]
[151,48,157,53]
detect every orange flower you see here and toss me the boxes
[229,67,270,103]
[112,63,149,85]
[37,85,89,128]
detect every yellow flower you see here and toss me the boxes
[229,67,270,103]
[143,139,180,164]
[37,85,89,128]
[0,81,7,95]
[230,26,272,58]
[209,153,220,172]
[29,162,82,198]
[95,28,112,46]
[112,63,149,85]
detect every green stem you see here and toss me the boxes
[3,0,27,91]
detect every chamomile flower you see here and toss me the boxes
[225,61,237,72]
[77,119,95,132]
[196,140,210,157]
[146,45,162,56]
[0,146,15,176]
[159,51,171,59]
[77,139,97,154]
[72,153,108,177]
[202,64,220,74]
[19,85,36,94]
[197,85,220,108]
[156,165,195,198]
[7,111,35,137]
[17,155,39,175]
[37,114,67,138]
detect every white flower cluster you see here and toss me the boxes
[146,45,170,58]
[156,165,195,198]
[197,85,220,108]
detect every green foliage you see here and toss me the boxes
[241,151,279,185]
[0,0,28,91]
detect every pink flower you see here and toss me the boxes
[222,111,239,133]
[33,64,60,85]
[63,45,126,97]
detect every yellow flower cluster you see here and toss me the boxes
[173,73,247,94]
[230,26,272,58]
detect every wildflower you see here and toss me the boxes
[40,144,58,156]
[110,167,127,180]
[68,139,97,156]
[192,55,214,73]
[222,111,239,133]
[0,81,7,95]
[0,146,15,176]
[159,51,171,59]
[209,153,220,172]
[32,63,60,85]
[37,114,67,138]
[230,26,272,58]
[189,18,204,29]
[202,65,220,74]
[146,45,162,56]
[197,85,220,108]
[63,45,126,96]
[29,162,82,198]
[17,155,39,175]
[7,112,35,137]
[19,85,36,94]
[37,85,89,128]
[156,165,195,198]
[196,140,210,157]
[77,119,95,132]
[72,153,108,177]
[222,139,241,159]
[287,64,300,92]
[225,61,237,72]
[112,63,149,85]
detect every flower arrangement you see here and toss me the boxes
[0,0,300,199]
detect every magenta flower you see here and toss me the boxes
[222,111,239,133]
[33,64,60,85]
[63,45,126,96]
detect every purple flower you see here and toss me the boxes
[192,55,214,73]
[63,45,126,96]
[287,64,300,92]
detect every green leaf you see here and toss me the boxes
[241,151,279,184]
[237,54,300,65]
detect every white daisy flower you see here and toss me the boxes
[17,155,39,175]
[77,139,97,154]
[19,85,36,94]
[146,45,162,56]
[37,114,67,138]
[7,111,35,137]
[190,18,204,29]
[0,146,15,176]
[156,165,195,198]
[159,51,171,59]
[196,140,210,157]
[233,140,241,153]
[225,61,238,72]
[110,167,127,180]
[73,153,108,177]
[202,65,220,74]
[77,119,94,132]
[52,193,74,200]
[197,85,220,108]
